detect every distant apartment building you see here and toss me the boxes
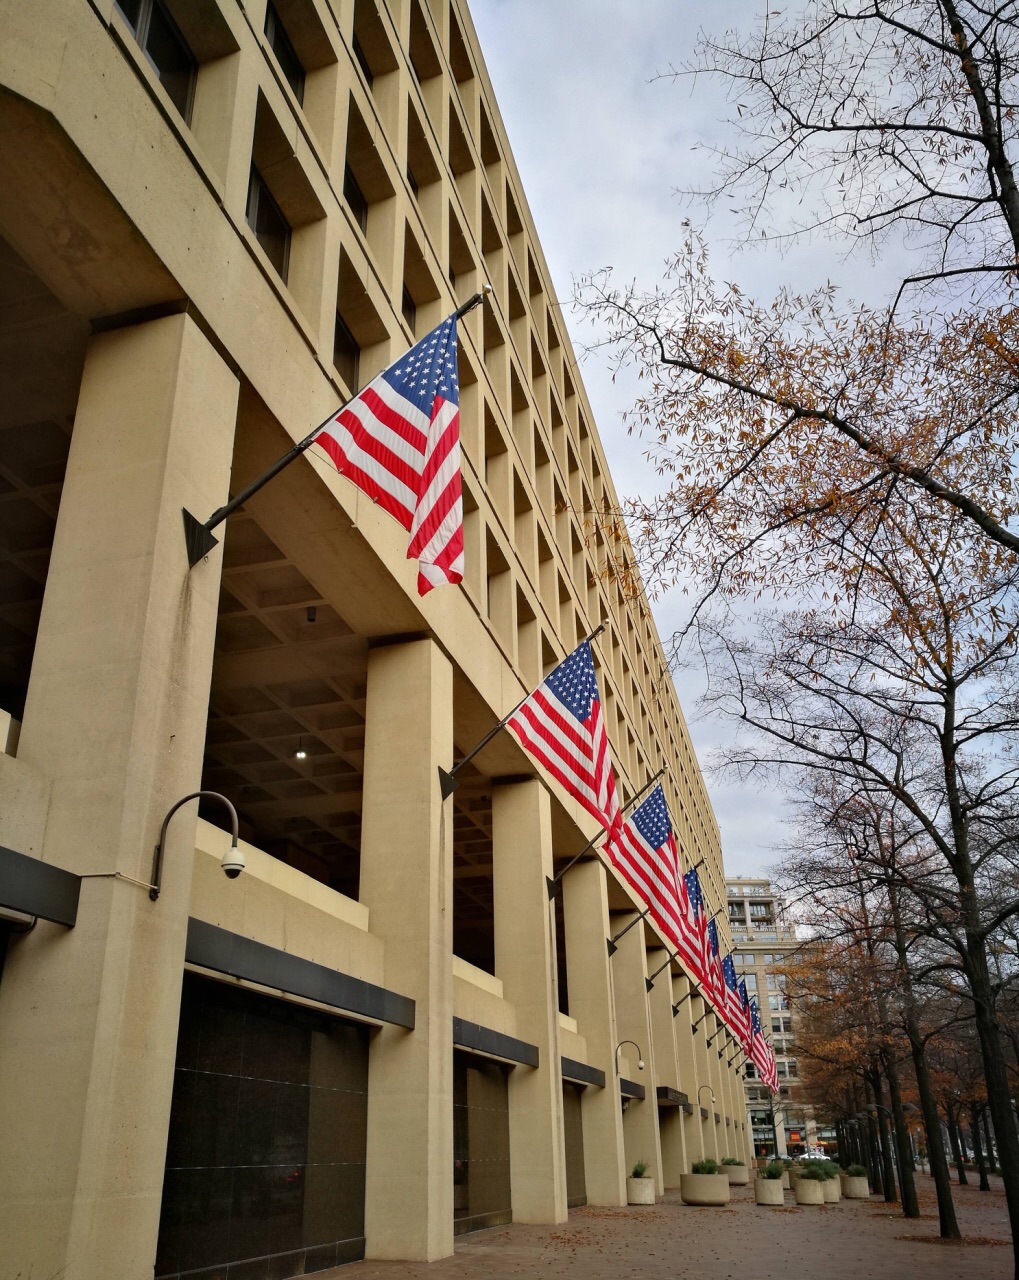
[727,877,833,1158]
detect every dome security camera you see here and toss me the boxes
[638,1059,645,1070]
[221,843,246,880]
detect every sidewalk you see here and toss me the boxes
[336,1175,1012,1280]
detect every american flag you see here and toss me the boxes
[506,640,620,831]
[681,867,709,989]
[722,953,751,1046]
[749,998,778,1090]
[315,313,463,594]
[605,785,683,948]
[705,918,726,1008]
[738,977,753,1052]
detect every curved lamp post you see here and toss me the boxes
[150,790,241,900]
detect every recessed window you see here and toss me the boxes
[245,165,291,280]
[401,286,417,334]
[333,314,360,393]
[352,32,373,87]
[116,0,197,121]
[264,0,305,103]
[343,165,368,234]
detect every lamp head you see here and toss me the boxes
[221,841,246,880]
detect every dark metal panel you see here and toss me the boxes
[452,1016,539,1067]
[185,918,415,1029]
[655,1085,688,1107]
[0,844,80,927]
[619,1076,645,1100]
[560,1056,605,1089]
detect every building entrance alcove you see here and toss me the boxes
[452,1049,512,1234]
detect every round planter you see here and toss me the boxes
[724,1164,750,1186]
[794,1178,825,1205]
[781,1171,791,1190]
[680,1173,731,1206]
[626,1176,656,1205]
[822,1177,841,1203]
[755,1177,786,1205]
[844,1175,870,1199]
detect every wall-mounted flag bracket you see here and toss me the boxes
[645,950,676,992]
[606,905,649,957]
[672,984,700,1017]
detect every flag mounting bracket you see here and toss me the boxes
[181,288,490,569]
[645,950,676,992]
[606,905,650,956]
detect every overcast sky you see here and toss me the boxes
[468,0,896,878]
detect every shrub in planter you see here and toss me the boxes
[626,1159,655,1205]
[721,1156,749,1185]
[794,1163,826,1205]
[755,1161,786,1205]
[681,1158,730,1206]
[843,1164,870,1199]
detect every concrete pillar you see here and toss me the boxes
[647,952,686,1186]
[690,996,718,1159]
[0,314,238,1280]
[492,778,568,1224]
[562,859,625,1205]
[673,976,705,1167]
[360,638,454,1260]
[613,919,663,1194]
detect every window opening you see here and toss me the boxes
[264,0,305,102]
[245,165,291,281]
[116,0,197,121]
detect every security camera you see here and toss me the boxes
[221,843,246,880]
[638,1059,645,1070]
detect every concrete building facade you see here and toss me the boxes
[0,3,749,1278]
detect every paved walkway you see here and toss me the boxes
[335,1175,1013,1279]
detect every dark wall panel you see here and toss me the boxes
[562,1082,586,1208]
[155,973,369,1279]
[452,1050,511,1233]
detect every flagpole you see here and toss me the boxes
[672,985,700,1017]
[545,766,664,900]
[439,622,606,799]
[182,289,490,567]
[606,905,650,957]
[645,949,676,992]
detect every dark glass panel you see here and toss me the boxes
[343,166,368,234]
[143,0,197,119]
[246,167,291,281]
[562,1082,587,1208]
[264,2,305,103]
[333,315,360,392]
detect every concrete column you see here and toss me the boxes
[691,996,718,1159]
[492,778,568,1224]
[703,1012,724,1158]
[673,976,705,1167]
[613,919,663,1194]
[647,953,686,1186]
[562,859,625,1205]
[0,314,238,1280]
[360,638,453,1260]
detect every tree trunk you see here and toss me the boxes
[971,1101,990,1192]
[870,1068,898,1203]
[883,1049,920,1217]
[982,1105,998,1174]
[889,883,959,1237]
[946,1102,968,1185]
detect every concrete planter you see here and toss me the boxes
[822,1177,841,1203]
[794,1178,825,1205]
[626,1176,656,1205]
[680,1173,731,1206]
[844,1176,871,1199]
[724,1163,750,1185]
[755,1177,786,1205]
[781,1171,791,1189]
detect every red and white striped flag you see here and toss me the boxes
[506,640,620,832]
[605,784,685,949]
[315,313,463,594]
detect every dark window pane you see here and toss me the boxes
[352,34,373,87]
[265,1,305,104]
[343,165,368,234]
[333,315,360,392]
[246,167,291,281]
[143,0,197,120]
[401,286,416,335]
[115,0,143,30]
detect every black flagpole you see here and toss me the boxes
[438,622,605,800]
[645,950,676,992]
[182,289,489,568]
[606,905,650,957]
[545,767,665,900]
